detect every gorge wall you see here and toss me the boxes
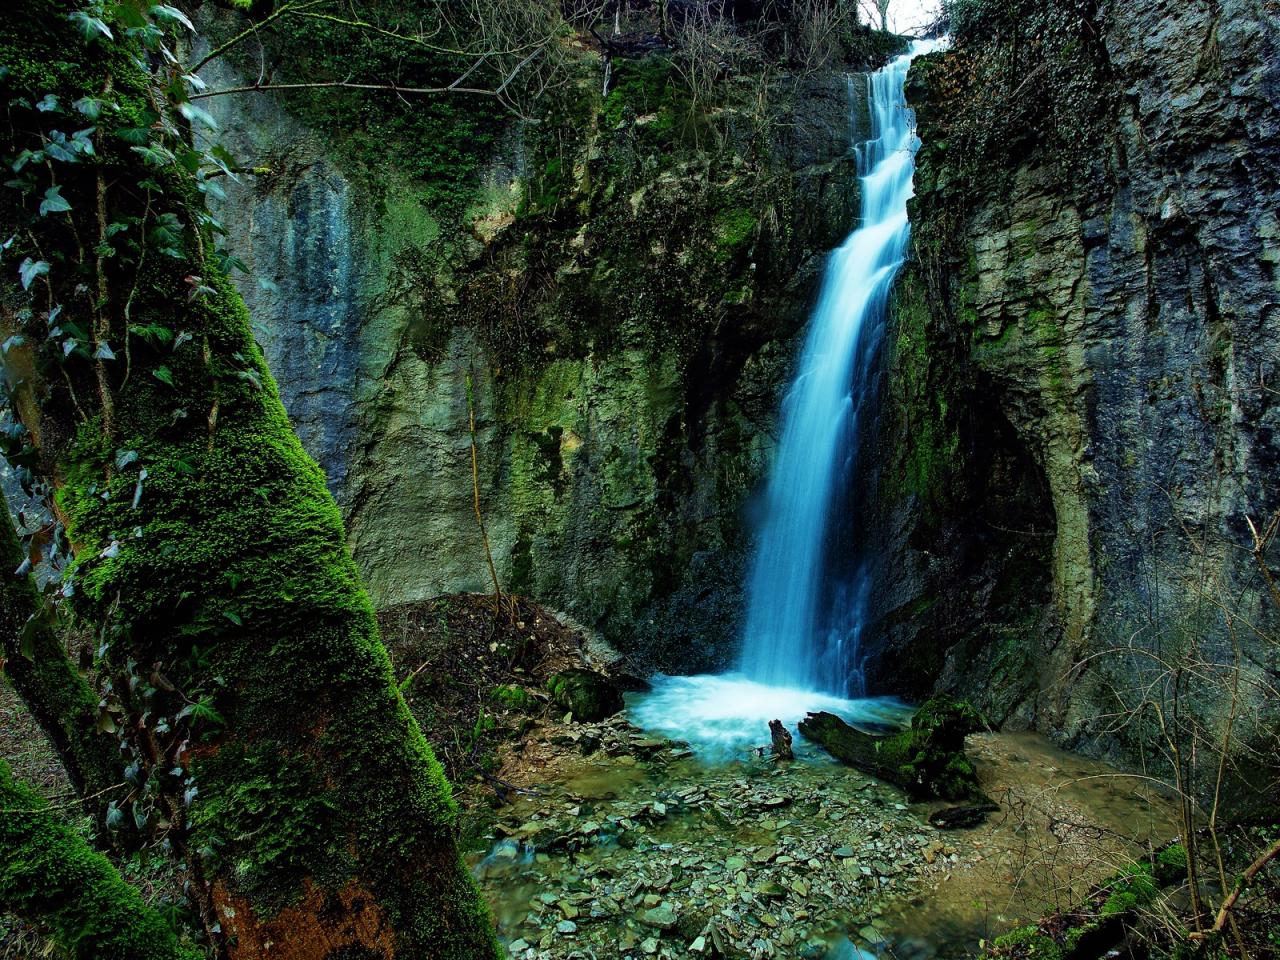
[204,26,889,671]
[204,0,1278,762]
[869,0,1280,757]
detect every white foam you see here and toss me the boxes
[627,673,911,761]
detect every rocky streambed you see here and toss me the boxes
[467,714,1181,960]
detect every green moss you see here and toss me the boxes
[1156,842,1188,874]
[0,760,200,960]
[712,206,757,262]
[993,924,1062,959]
[2,3,500,952]
[211,1,508,218]
[1100,861,1158,916]
[490,684,533,711]
[864,696,987,800]
[601,56,681,131]
[889,269,962,516]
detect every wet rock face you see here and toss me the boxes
[877,0,1280,750]
[207,56,869,673]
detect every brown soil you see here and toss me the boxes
[377,593,598,785]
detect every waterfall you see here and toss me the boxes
[628,40,941,756]
[739,39,941,695]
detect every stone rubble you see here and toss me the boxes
[472,714,958,960]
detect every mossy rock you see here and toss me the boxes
[547,669,624,723]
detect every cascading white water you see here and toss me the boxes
[629,41,941,755]
[739,38,941,694]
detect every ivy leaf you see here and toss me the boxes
[150,4,194,30]
[178,102,218,130]
[35,93,59,113]
[39,186,72,216]
[18,258,50,290]
[11,149,42,172]
[68,11,113,41]
[115,449,139,469]
[18,616,41,660]
[99,540,121,559]
[105,800,125,830]
[152,365,174,387]
[131,144,172,167]
[94,341,116,360]
[116,126,151,146]
[2,334,25,354]
[73,96,104,119]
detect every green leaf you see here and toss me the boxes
[116,126,152,145]
[152,365,175,387]
[73,96,104,119]
[68,10,113,41]
[150,4,194,30]
[131,144,172,166]
[35,93,59,113]
[178,102,218,130]
[39,186,71,216]
[18,258,49,290]
[18,616,41,660]
[11,149,42,172]
[129,323,174,346]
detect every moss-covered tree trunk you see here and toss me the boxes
[0,3,498,957]
[0,759,198,960]
[0,510,121,819]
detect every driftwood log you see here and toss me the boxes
[798,696,990,802]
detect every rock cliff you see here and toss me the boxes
[872,0,1280,757]
[204,30,883,670]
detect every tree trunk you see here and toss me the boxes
[0,759,199,960]
[0,5,499,957]
[0,511,122,822]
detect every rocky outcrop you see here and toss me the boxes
[873,0,1280,754]
[204,38,875,672]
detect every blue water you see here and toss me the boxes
[631,41,942,756]
[739,39,941,695]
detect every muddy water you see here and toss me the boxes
[882,733,1181,959]
[467,719,1180,960]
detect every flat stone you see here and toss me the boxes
[641,905,679,930]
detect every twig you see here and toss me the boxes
[1189,836,1280,941]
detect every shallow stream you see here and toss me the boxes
[468,713,1179,960]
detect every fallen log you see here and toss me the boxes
[798,695,989,801]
